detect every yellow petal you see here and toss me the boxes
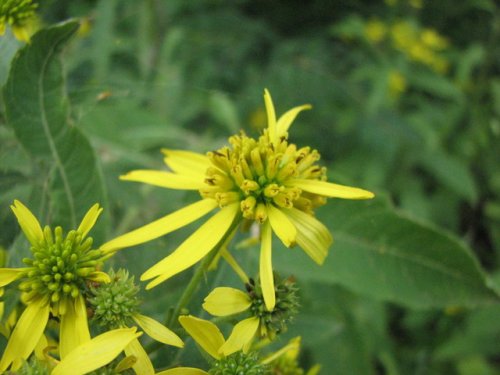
[178,315,225,360]
[276,104,312,137]
[10,200,43,246]
[87,271,111,283]
[156,368,208,375]
[261,336,301,364]
[124,337,155,375]
[287,179,375,199]
[100,199,218,253]
[141,203,240,288]
[260,221,275,311]
[161,149,211,177]
[59,295,91,358]
[132,313,183,348]
[202,287,252,316]
[12,26,30,43]
[221,249,249,284]
[120,170,206,190]
[0,299,49,372]
[219,317,259,356]
[307,364,322,375]
[267,204,297,247]
[264,89,277,143]
[0,268,25,287]
[77,203,103,237]
[286,208,332,265]
[52,327,141,375]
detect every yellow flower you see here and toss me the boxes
[388,70,407,98]
[0,0,38,42]
[364,19,386,43]
[101,89,374,311]
[0,200,111,372]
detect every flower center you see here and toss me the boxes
[209,352,267,375]
[200,131,327,222]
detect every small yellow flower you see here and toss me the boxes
[364,19,386,43]
[101,90,374,312]
[0,200,110,372]
[0,0,38,42]
[388,70,407,98]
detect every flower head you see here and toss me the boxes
[101,89,374,311]
[0,200,110,371]
[0,0,38,42]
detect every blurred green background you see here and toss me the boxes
[1,0,500,374]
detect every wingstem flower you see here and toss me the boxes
[0,200,111,372]
[101,89,374,311]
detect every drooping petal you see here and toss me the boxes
[59,295,91,358]
[276,104,312,137]
[141,203,240,289]
[10,200,43,246]
[161,149,211,177]
[221,249,249,283]
[0,299,49,372]
[260,221,275,311]
[202,287,252,317]
[178,315,225,360]
[132,313,183,347]
[219,317,259,356]
[124,337,155,375]
[0,268,26,287]
[287,179,374,199]
[267,204,297,247]
[264,89,277,143]
[76,203,103,237]
[261,336,301,364]
[52,327,141,375]
[286,208,332,265]
[156,368,208,375]
[100,199,218,253]
[120,170,206,190]
[87,271,111,283]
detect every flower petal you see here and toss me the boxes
[261,336,301,364]
[120,170,206,190]
[100,199,218,253]
[264,89,277,143]
[267,204,297,247]
[286,208,332,265]
[276,104,312,136]
[87,271,111,283]
[161,149,211,177]
[141,203,240,288]
[219,317,259,356]
[77,203,103,237]
[60,295,91,358]
[178,315,225,360]
[287,179,374,199]
[156,368,208,375]
[202,287,252,316]
[52,327,141,375]
[260,221,275,311]
[10,200,43,246]
[132,313,183,347]
[0,268,26,287]
[124,337,155,375]
[0,299,49,372]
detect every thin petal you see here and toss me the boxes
[287,179,375,199]
[276,104,312,136]
[132,313,183,348]
[261,336,301,364]
[141,203,240,288]
[60,295,91,358]
[87,271,111,283]
[264,89,277,143]
[219,317,259,356]
[156,368,208,375]
[178,315,224,360]
[77,203,103,237]
[260,221,275,311]
[161,149,211,177]
[10,200,43,246]
[0,268,26,287]
[202,287,252,317]
[100,199,218,253]
[0,299,49,372]
[267,204,297,247]
[52,327,141,375]
[124,337,155,375]
[120,170,206,190]
[286,208,332,265]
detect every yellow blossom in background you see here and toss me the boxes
[388,70,407,98]
[101,89,374,311]
[364,19,387,43]
[0,0,38,42]
[0,200,112,372]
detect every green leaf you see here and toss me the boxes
[2,21,107,240]
[274,199,499,309]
